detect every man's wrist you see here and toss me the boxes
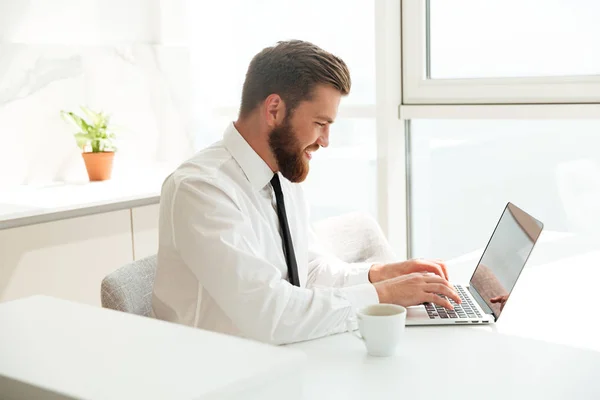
[368,263,386,283]
[373,281,390,303]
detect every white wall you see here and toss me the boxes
[0,0,193,187]
[0,0,158,44]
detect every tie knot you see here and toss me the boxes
[270,173,282,194]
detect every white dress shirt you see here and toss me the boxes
[151,122,379,345]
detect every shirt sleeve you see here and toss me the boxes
[171,179,379,345]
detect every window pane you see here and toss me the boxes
[302,118,377,222]
[187,0,375,107]
[429,0,600,79]
[194,116,377,223]
[410,119,600,262]
[186,0,377,222]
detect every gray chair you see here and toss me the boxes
[101,254,157,317]
[100,212,396,316]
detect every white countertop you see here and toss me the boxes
[0,168,172,230]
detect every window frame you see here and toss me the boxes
[402,0,600,105]
[399,0,600,257]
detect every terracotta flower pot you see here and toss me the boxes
[81,152,115,181]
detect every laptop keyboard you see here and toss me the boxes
[425,285,482,319]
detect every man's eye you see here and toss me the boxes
[316,122,325,127]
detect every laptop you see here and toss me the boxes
[406,202,544,326]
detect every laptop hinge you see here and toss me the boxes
[468,285,496,320]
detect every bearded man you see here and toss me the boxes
[151,40,459,345]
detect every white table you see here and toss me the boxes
[0,296,306,400]
[291,327,600,400]
[289,231,600,399]
[447,230,600,352]
[1,231,598,399]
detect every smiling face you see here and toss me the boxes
[268,85,341,183]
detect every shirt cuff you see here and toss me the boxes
[340,283,380,332]
[341,283,380,311]
[344,262,374,287]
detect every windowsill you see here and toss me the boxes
[0,170,171,230]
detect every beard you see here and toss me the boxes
[268,118,316,183]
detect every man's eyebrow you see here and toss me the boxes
[316,115,334,124]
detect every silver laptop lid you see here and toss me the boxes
[469,202,544,320]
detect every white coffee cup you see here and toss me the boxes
[355,304,407,357]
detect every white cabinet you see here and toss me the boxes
[0,210,133,306]
[131,204,160,260]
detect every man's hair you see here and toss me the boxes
[239,40,351,119]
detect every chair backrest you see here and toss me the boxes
[313,211,396,264]
[101,254,157,316]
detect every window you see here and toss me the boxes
[409,119,600,260]
[187,0,375,109]
[402,0,600,104]
[429,0,600,79]
[302,118,377,222]
[185,0,600,261]
[401,0,600,262]
[186,0,377,221]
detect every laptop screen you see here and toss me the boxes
[469,203,543,319]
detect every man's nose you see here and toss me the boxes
[317,129,329,148]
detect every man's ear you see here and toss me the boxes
[264,94,286,128]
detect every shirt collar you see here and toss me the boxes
[223,122,275,191]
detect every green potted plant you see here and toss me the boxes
[61,106,117,181]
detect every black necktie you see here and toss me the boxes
[270,174,300,287]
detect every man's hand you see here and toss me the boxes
[369,258,449,283]
[373,273,461,310]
